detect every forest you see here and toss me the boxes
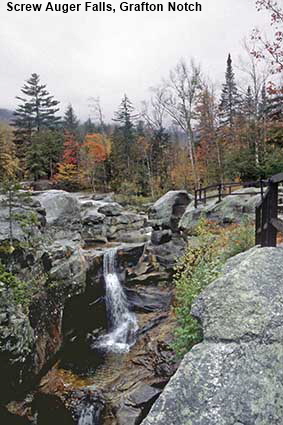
[1,0,283,198]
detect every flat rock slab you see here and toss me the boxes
[141,247,283,425]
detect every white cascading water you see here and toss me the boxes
[78,405,95,425]
[95,248,138,353]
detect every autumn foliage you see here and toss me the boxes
[62,131,80,165]
[81,133,109,162]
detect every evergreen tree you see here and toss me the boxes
[40,130,64,178]
[219,54,241,127]
[26,138,46,181]
[243,86,254,120]
[14,73,60,132]
[83,118,96,135]
[63,104,79,134]
[265,87,283,120]
[13,73,61,165]
[113,94,137,171]
[263,85,283,146]
[26,130,63,180]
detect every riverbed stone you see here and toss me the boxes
[126,287,172,313]
[141,247,283,425]
[117,383,161,425]
[97,202,124,216]
[151,229,172,245]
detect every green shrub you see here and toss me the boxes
[223,218,255,260]
[173,219,255,357]
[0,263,37,310]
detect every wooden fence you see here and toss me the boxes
[194,180,266,209]
[194,175,283,247]
[256,172,283,247]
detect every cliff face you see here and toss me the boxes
[142,247,283,425]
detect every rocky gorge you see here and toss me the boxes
[1,186,277,425]
[0,188,191,424]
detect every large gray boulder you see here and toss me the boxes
[34,190,79,226]
[149,190,192,232]
[141,247,283,425]
[179,187,260,234]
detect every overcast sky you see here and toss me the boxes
[0,0,270,121]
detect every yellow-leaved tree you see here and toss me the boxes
[0,123,19,179]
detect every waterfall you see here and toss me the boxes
[78,405,96,425]
[78,402,104,425]
[95,248,138,353]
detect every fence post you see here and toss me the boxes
[194,189,198,209]
[255,205,261,245]
[260,178,264,198]
[267,181,278,247]
[218,184,222,203]
[261,194,268,247]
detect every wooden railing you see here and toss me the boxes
[194,180,266,209]
[194,174,283,247]
[256,172,283,247]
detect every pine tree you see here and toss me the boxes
[112,95,138,180]
[26,137,46,181]
[26,130,63,180]
[63,104,79,134]
[219,54,241,127]
[262,85,283,147]
[14,73,60,132]
[243,86,254,121]
[83,118,96,135]
[40,130,64,178]
[13,73,61,165]
[265,86,283,121]
[113,95,137,168]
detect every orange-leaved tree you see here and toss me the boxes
[53,131,81,189]
[80,133,110,191]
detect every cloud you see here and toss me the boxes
[0,0,269,120]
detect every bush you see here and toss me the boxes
[0,262,37,311]
[173,219,255,357]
